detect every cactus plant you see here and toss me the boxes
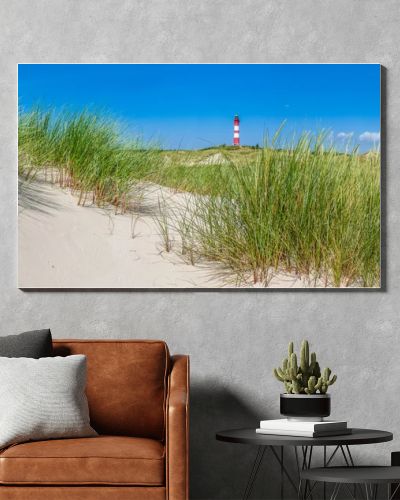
[273,340,337,395]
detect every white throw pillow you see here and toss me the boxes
[0,355,97,449]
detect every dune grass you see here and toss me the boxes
[18,108,159,213]
[160,137,380,287]
[152,163,227,196]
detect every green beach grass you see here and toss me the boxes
[19,107,381,287]
[18,108,160,213]
[166,142,380,287]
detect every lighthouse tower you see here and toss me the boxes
[233,114,240,146]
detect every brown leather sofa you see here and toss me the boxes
[0,339,189,500]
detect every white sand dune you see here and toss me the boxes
[18,179,318,288]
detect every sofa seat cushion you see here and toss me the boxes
[0,436,165,486]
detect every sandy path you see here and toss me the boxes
[18,179,315,288]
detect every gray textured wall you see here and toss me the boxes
[1,2,399,499]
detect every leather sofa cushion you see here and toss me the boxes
[0,487,166,500]
[0,436,165,486]
[52,340,170,440]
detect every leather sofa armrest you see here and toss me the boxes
[166,355,189,500]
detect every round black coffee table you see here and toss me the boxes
[216,428,393,500]
[301,466,400,500]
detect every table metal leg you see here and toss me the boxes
[281,447,284,500]
[346,445,355,466]
[299,446,314,500]
[300,481,319,500]
[364,483,379,500]
[243,444,366,500]
[326,445,340,467]
[324,446,327,500]
[298,478,303,500]
[389,482,400,500]
[295,446,301,479]
[330,483,342,500]
[270,446,299,493]
[339,446,359,499]
[243,445,300,499]
[365,483,371,500]
[242,445,266,500]
[343,483,358,500]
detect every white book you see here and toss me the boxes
[259,419,347,432]
[256,428,352,438]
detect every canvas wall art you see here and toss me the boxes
[18,64,381,288]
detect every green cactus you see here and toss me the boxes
[318,367,338,394]
[288,341,294,358]
[292,379,302,394]
[273,340,337,395]
[305,376,317,394]
[300,340,309,372]
[290,353,298,378]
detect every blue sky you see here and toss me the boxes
[18,64,381,151]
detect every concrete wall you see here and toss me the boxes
[1,2,399,498]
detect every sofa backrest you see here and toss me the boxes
[53,339,170,440]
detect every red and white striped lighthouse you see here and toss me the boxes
[233,114,240,146]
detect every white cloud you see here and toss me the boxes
[359,131,380,142]
[337,132,354,139]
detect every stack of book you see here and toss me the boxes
[256,419,351,438]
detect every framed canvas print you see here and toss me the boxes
[18,64,381,289]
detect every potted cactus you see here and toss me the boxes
[273,340,337,420]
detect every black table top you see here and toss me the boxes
[216,428,393,447]
[301,466,400,484]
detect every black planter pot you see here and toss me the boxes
[280,394,331,420]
